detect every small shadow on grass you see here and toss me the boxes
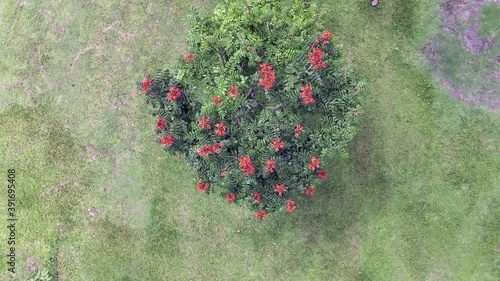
[391,0,418,38]
[146,196,181,255]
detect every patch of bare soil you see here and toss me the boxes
[25,256,39,273]
[85,143,112,160]
[440,0,494,54]
[424,0,499,110]
[442,81,500,109]
[41,179,72,195]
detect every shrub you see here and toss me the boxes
[27,268,52,281]
[139,0,362,218]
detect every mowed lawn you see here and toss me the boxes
[0,0,498,280]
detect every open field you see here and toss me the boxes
[0,0,498,280]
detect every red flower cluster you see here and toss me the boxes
[308,156,321,170]
[160,135,174,147]
[141,78,153,92]
[168,87,181,101]
[220,170,228,177]
[305,184,316,196]
[314,31,333,46]
[197,144,213,157]
[196,179,209,192]
[286,199,296,213]
[300,85,315,104]
[265,159,276,172]
[259,62,276,91]
[212,142,225,153]
[215,122,227,136]
[271,138,285,152]
[238,155,256,176]
[156,118,167,130]
[199,116,211,129]
[307,47,327,70]
[211,95,223,107]
[183,53,196,62]
[225,193,236,202]
[255,209,268,219]
[226,85,239,99]
[274,184,287,197]
[317,169,328,179]
[253,192,261,203]
[197,142,225,157]
[294,124,304,138]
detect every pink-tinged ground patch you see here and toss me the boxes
[423,0,499,110]
[440,0,495,54]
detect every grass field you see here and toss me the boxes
[1,0,499,280]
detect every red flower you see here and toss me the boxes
[255,209,268,219]
[317,169,328,180]
[212,142,225,154]
[265,159,276,172]
[141,78,153,92]
[274,184,287,197]
[286,199,296,213]
[238,155,256,176]
[313,61,327,70]
[314,31,333,46]
[225,193,236,202]
[308,47,323,63]
[294,124,304,138]
[321,31,332,43]
[168,87,181,101]
[221,170,228,177]
[259,62,276,91]
[303,96,315,104]
[160,135,174,147]
[199,117,211,130]
[203,144,214,154]
[215,122,227,137]
[253,192,262,203]
[156,118,167,130]
[305,184,316,196]
[308,156,321,170]
[197,142,224,157]
[271,138,285,152]
[197,144,213,157]
[300,85,315,104]
[307,47,327,70]
[210,95,223,107]
[183,53,196,62]
[196,179,209,192]
[226,85,239,99]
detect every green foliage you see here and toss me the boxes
[140,0,361,216]
[27,268,52,281]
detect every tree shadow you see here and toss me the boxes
[294,112,390,240]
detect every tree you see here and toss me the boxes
[139,0,362,219]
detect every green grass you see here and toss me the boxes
[1,0,499,280]
[479,3,500,39]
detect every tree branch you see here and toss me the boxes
[264,104,282,110]
[218,50,226,67]
[246,87,254,99]
[243,0,251,11]
[208,43,226,67]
